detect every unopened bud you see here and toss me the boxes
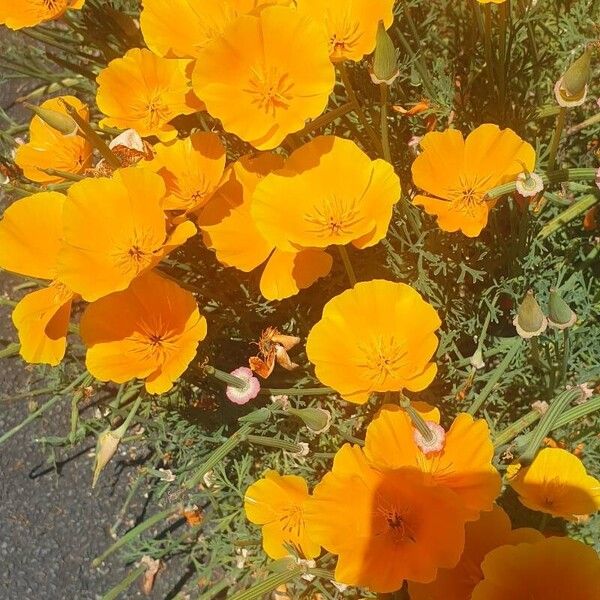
[287,407,331,434]
[238,407,271,424]
[92,426,125,488]
[547,288,577,329]
[555,47,592,107]
[24,102,78,136]
[513,290,548,339]
[370,21,399,85]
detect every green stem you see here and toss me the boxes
[246,434,303,453]
[227,566,305,600]
[467,338,522,415]
[338,63,383,153]
[547,107,567,171]
[483,5,494,89]
[101,565,146,600]
[379,83,392,163]
[538,194,598,239]
[258,386,333,397]
[0,342,20,359]
[40,168,85,182]
[337,245,357,287]
[297,101,357,137]
[494,410,541,447]
[205,365,246,388]
[394,25,436,99]
[92,505,181,566]
[185,423,253,489]
[399,393,433,442]
[560,329,570,385]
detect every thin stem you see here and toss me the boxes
[379,83,392,163]
[467,338,522,415]
[227,566,305,600]
[394,24,436,99]
[398,393,433,442]
[337,245,357,287]
[205,365,246,388]
[258,386,334,397]
[40,168,85,182]
[560,329,570,385]
[483,5,494,90]
[246,434,303,453]
[338,63,383,153]
[547,107,567,171]
[0,342,20,359]
[101,565,146,600]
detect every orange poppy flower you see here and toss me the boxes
[140,0,291,59]
[192,5,335,150]
[305,444,469,592]
[409,505,542,600]
[96,48,203,141]
[145,132,226,213]
[80,271,207,394]
[0,0,84,30]
[296,0,396,62]
[471,537,600,600]
[508,447,600,520]
[244,470,321,560]
[364,405,501,518]
[253,136,401,251]
[411,124,535,237]
[0,192,75,365]
[57,167,196,302]
[199,153,333,300]
[14,96,93,184]
[306,280,441,404]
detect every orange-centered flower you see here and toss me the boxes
[364,405,502,519]
[57,167,196,302]
[15,96,93,184]
[508,447,600,520]
[306,280,441,404]
[80,271,207,394]
[192,5,335,150]
[0,192,76,365]
[252,136,401,251]
[96,48,203,141]
[0,0,85,30]
[471,537,600,600]
[305,445,469,592]
[199,153,333,300]
[244,470,321,560]
[411,124,535,237]
[297,0,396,62]
[145,132,226,213]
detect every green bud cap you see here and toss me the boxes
[547,288,577,329]
[372,21,398,85]
[513,290,548,339]
[562,47,592,98]
[287,407,331,434]
[24,102,78,136]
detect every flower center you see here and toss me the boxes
[42,0,62,10]
[329,21,362,59]
[304,196,362,239]
[448,174,494,216]
[378,504,415,544]
[145,98,170,128]
[361,337,408,384]
[278,505,303,537]
[246,66,294,116]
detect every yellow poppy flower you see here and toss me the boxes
[409,505,542,600]
[15,96,93,184]
[0,192,75,365]
[145,132,226,212]
[57,167,196,302]
[192,5,335,150]
[297,0,396,62]
[0,0,84,30]
[305,444,469,592]
[80,271,207,394]
[244,470,321,560]
[472,537,600,600]
[199,153,333,300]
[96,48,203,141]
[306,280,441,404]
[140,0,291,59]
[364,405,501,518]
[411,124,535,237]
[509,447,600,520]
[253,136,401,251]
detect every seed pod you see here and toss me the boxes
[547,288,577,329]
[513,290,548,339]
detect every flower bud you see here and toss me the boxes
[370,21,399,85]
[287,407,331,434]
[554,47,592,107]
[92,426,125,488]
[24,101,78,136]
[547,288,577,329]
[513,290,548,339]
[238,407,271,424]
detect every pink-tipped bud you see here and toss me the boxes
[413,421,446,455]
[226,367,260,405]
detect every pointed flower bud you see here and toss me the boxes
[547,288,577,329]
[554,47,592,107]
[370,21,399,85]
[24,102,78,136]
[513,290,548,339]
[92,425,125,488]
[288,407,331,434]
